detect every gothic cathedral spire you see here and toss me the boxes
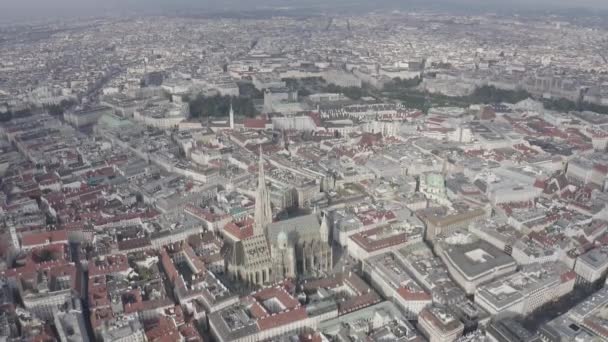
[229,100,235,129]
[319,211,330,244]
[254,146,272,235]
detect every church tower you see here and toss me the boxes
[229,101,235,129]
[227,147,275,287]
[7,222,20,253]
[319,211,330,244]
[254,147,273,235]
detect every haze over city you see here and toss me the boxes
[2,0,608,20]
[2,0,608,342]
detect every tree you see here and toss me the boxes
[543,97,608,114]
[383,76,423,92]
[323,84,367,100]
[45,98,77,116]
[47,104,64,116]
[37,249,55,262]
[283,78,299,89]
[543,97,577,112]
[187,94,256,118]
[0,110,12,122]
[138,267,153,281]
[468,85,530,104]
[299,88,311,97]
[237,82,263,99]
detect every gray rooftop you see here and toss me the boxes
[578,248,608,271]
[443,240,516,280]
[208,304,259,341]
[266,213,321,245]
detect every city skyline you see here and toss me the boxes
[2,0,608,21]
[2,3,608,342]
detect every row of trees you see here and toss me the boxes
[0,111,12,122]
[382,76,423,92]
[466,86,608,114]
[281,77,327,97]
[323,84,369,100]
[282,77,370,99]
[0,98,78,123]
[46,99,78,116]
[543,97,608,114]
[383,85,532,113]
[0,107,35,122]
[467,85,531,104]
[385,84,608,115]
[237,82,264,99]
[185,94,256,118]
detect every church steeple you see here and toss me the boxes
[319,211,330,244]
[254,147,272,235]
[229,101,235,130]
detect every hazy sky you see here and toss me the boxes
[2,0,608,20]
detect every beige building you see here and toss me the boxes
[418,206,489,241]
[417,306,464,342]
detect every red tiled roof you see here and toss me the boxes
[184,245,206,274]
[118,237,151,251]
[89,254,129,276]
[302,276,342,291]
[350,225,408,253]
[561,271,577,283]
[249,302,268,319]
[141,298,174,312]
[594,164,608,174]
[122,289,144,314]
[179,323,203,342]
[307,112,322,127]
[257,307,307,331]
[89,283,110,308]
[397,287,432,301]
[338,292,381,315]
[21,230,68,247]
[533,179,546,189]
[160,249,179,284]
[35,173,59,183]
[146,317,180,342]
[223,220,254,240]
[253,287,299,310]
[184,205,229,223]
[243,118,267,129]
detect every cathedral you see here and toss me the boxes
[227,149,333,286]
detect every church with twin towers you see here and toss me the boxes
[226,148,332,286]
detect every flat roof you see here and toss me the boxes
[578,248,608,270]
[444,241,516,280]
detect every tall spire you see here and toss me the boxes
[442,158,449,177]
[254,146,272,235]
[229,100,235,130]
[319,211,330,244]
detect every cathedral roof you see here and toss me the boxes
[233,234,272,267]
[266,214,321,245]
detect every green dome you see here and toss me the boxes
[277,231,289,249]
[426,173,445,188]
